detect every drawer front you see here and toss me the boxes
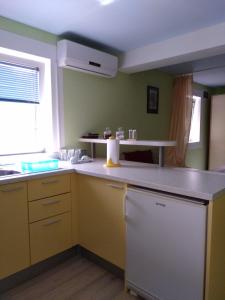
[29,193,71,223]
[30,212,72,264]
[28,174,71,201]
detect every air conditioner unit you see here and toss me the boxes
[57,40,118,78]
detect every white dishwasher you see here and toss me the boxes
[126,187,207,300]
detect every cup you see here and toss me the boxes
[132,129,137,140]
[60,149,67,161]
[67,149,75,160]
[70,149,81,164]
[129,129,133,139]
[74,149,81,162]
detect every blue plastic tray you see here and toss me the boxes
[21,159,59,173]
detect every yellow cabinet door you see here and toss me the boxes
[0,182,30,279]
[78,175,126,269]
[30,212,72,264]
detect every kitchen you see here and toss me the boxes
[1,1,225,299]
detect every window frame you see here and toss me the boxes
[0,53,47,155]
[0,29,64,155]
[188,90,203,149]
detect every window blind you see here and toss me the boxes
[0,61,40,104]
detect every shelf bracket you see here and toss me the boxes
[159,146,164,167]
[90,143,96,159]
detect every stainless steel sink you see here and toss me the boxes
[0,170,20,176]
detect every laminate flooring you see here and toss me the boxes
[0,257,137,300]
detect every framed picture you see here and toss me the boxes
[147,85,159,114]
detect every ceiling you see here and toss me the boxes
[1,0,225,86]
[160,54,225,87]
[1,0,225,53]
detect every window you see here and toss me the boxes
[189,95,201,145]
[0,51,55,155]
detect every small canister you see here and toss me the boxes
[103,127,112,139]
[116,127,124,140]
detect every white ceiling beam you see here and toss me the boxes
[119,22,225,73]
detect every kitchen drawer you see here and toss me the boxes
[29,193,71,223]
[30,212,72,264]
[28,174,70,201]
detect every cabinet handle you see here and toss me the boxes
[43,219,61,226]
[42,199,61,206]
[41,179,59,185]
[0,186,23,193]
[107,183,124,190]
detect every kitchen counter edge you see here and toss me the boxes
[0,160,225,201]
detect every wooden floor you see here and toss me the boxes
[0,257,137,300]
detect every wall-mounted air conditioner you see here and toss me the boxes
[57,40,118,78]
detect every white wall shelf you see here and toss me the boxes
[79,138,176,167]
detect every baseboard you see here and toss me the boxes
[79,246,124,279]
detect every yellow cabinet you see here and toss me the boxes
[0,182,30,279]
[205,195,225,300]
[30,212,71,264]
[78,175,126,269]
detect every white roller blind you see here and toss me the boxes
[0,61,40,104]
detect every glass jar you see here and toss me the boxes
[116,127,125,140]
[103,127,112,139]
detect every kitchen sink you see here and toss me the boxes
[0,170,21,176]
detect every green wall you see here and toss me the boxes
[3,16,215,167]
[0,16,57,44]
[210,86,225,95]
[63,69,173,157]
[0,16,174,159]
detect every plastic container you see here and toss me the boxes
[21,159,59,173]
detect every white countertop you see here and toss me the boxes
[73,160,225,201]
[1,159,225,201]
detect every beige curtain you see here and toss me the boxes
[165,75,193,167]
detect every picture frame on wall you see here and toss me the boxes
[147,85,159,114]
